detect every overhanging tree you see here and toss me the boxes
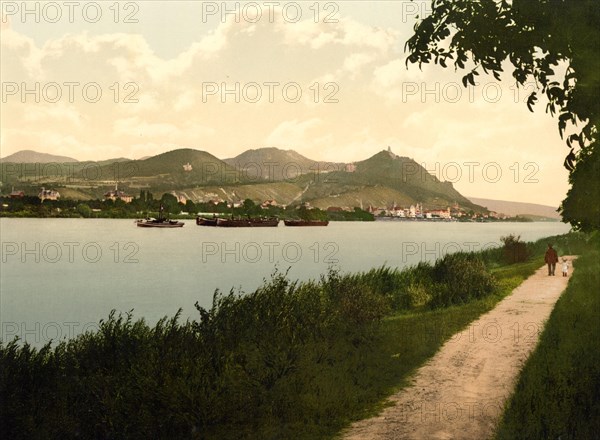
[405,0,599,231]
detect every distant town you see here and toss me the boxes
[1,185,540,222]
[0,148,559,222]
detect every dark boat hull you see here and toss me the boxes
[216,218,279,227]
[249,218,279,227]
[136,220,184,228]
[196,217,218,226]
[216,218,252,227]
[284,220,329,226]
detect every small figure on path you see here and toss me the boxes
[562,258,569,277]
[545,243,559,276]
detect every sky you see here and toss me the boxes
[0,1,572,206]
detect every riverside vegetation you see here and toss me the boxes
[0,194,374,222]
[495,233,600,439]
[0,232,596,439]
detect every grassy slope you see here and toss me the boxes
[3,149,486,211]
[308,186,415,210]
[181,182,303,204]
[223,257,541,440]
[495,239,600,440]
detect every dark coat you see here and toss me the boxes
[545,247,559,264]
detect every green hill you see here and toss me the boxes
[94,148,240,190]
[223,147,344,181]
[288,149,482,211]
[1,147,488,212]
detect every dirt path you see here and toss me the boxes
[343,258,575,440]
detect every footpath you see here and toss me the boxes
[343,258,576,440]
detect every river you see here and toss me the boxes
[0,218,571,346]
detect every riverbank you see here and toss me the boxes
[1,195,550,222]
[0,210,543,223]
[0,195,374,221]
[343,256,576,439]
[0,232,594,439]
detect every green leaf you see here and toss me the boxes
[526,92,537,112]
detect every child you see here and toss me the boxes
[562,258,569,277]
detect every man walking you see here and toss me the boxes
[544,243,559,276]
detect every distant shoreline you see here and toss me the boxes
[0,215,557,223]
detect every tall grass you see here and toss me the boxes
[0,269,391,439]
[0,254,496,439]
[0,232,592,439]
[348,252,497,311]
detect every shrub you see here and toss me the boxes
[429,253,498,308]
[320,269,390,331]
[500,234,529,263]
[0,242,515,438]
[404,283,432,308]
[389,262,434,310]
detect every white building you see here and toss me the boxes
[104,184,133,203]
[39,188,60,201]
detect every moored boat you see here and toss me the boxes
[136,218,185,228]
[283,219,329,226]
[216,218,252,227]
[196,216,218,226]
[136,204,184,228]
[249,217,279,227]
[215,217,279,227]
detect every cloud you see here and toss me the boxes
[371,58,432,102]
[265,118,322,147]
[22,103,84,126]
[0,3,571,205]
[114,117,214,141]
[338,18,398,52]
[342,52,375,79]
[173,90,199,112]
[0,29,44,79]
[114,117,177,138]
[281,19,337,49]
[373,59,405,85]
[281,14,397,52]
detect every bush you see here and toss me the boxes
[320,270,390,329]
[500,234,529,263]
[390,262,435,310]
[429,253,498,308]
[2,268,393,439]
[404,283,432,308]
[0,244,512,438]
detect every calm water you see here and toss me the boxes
[0,218,570,345]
